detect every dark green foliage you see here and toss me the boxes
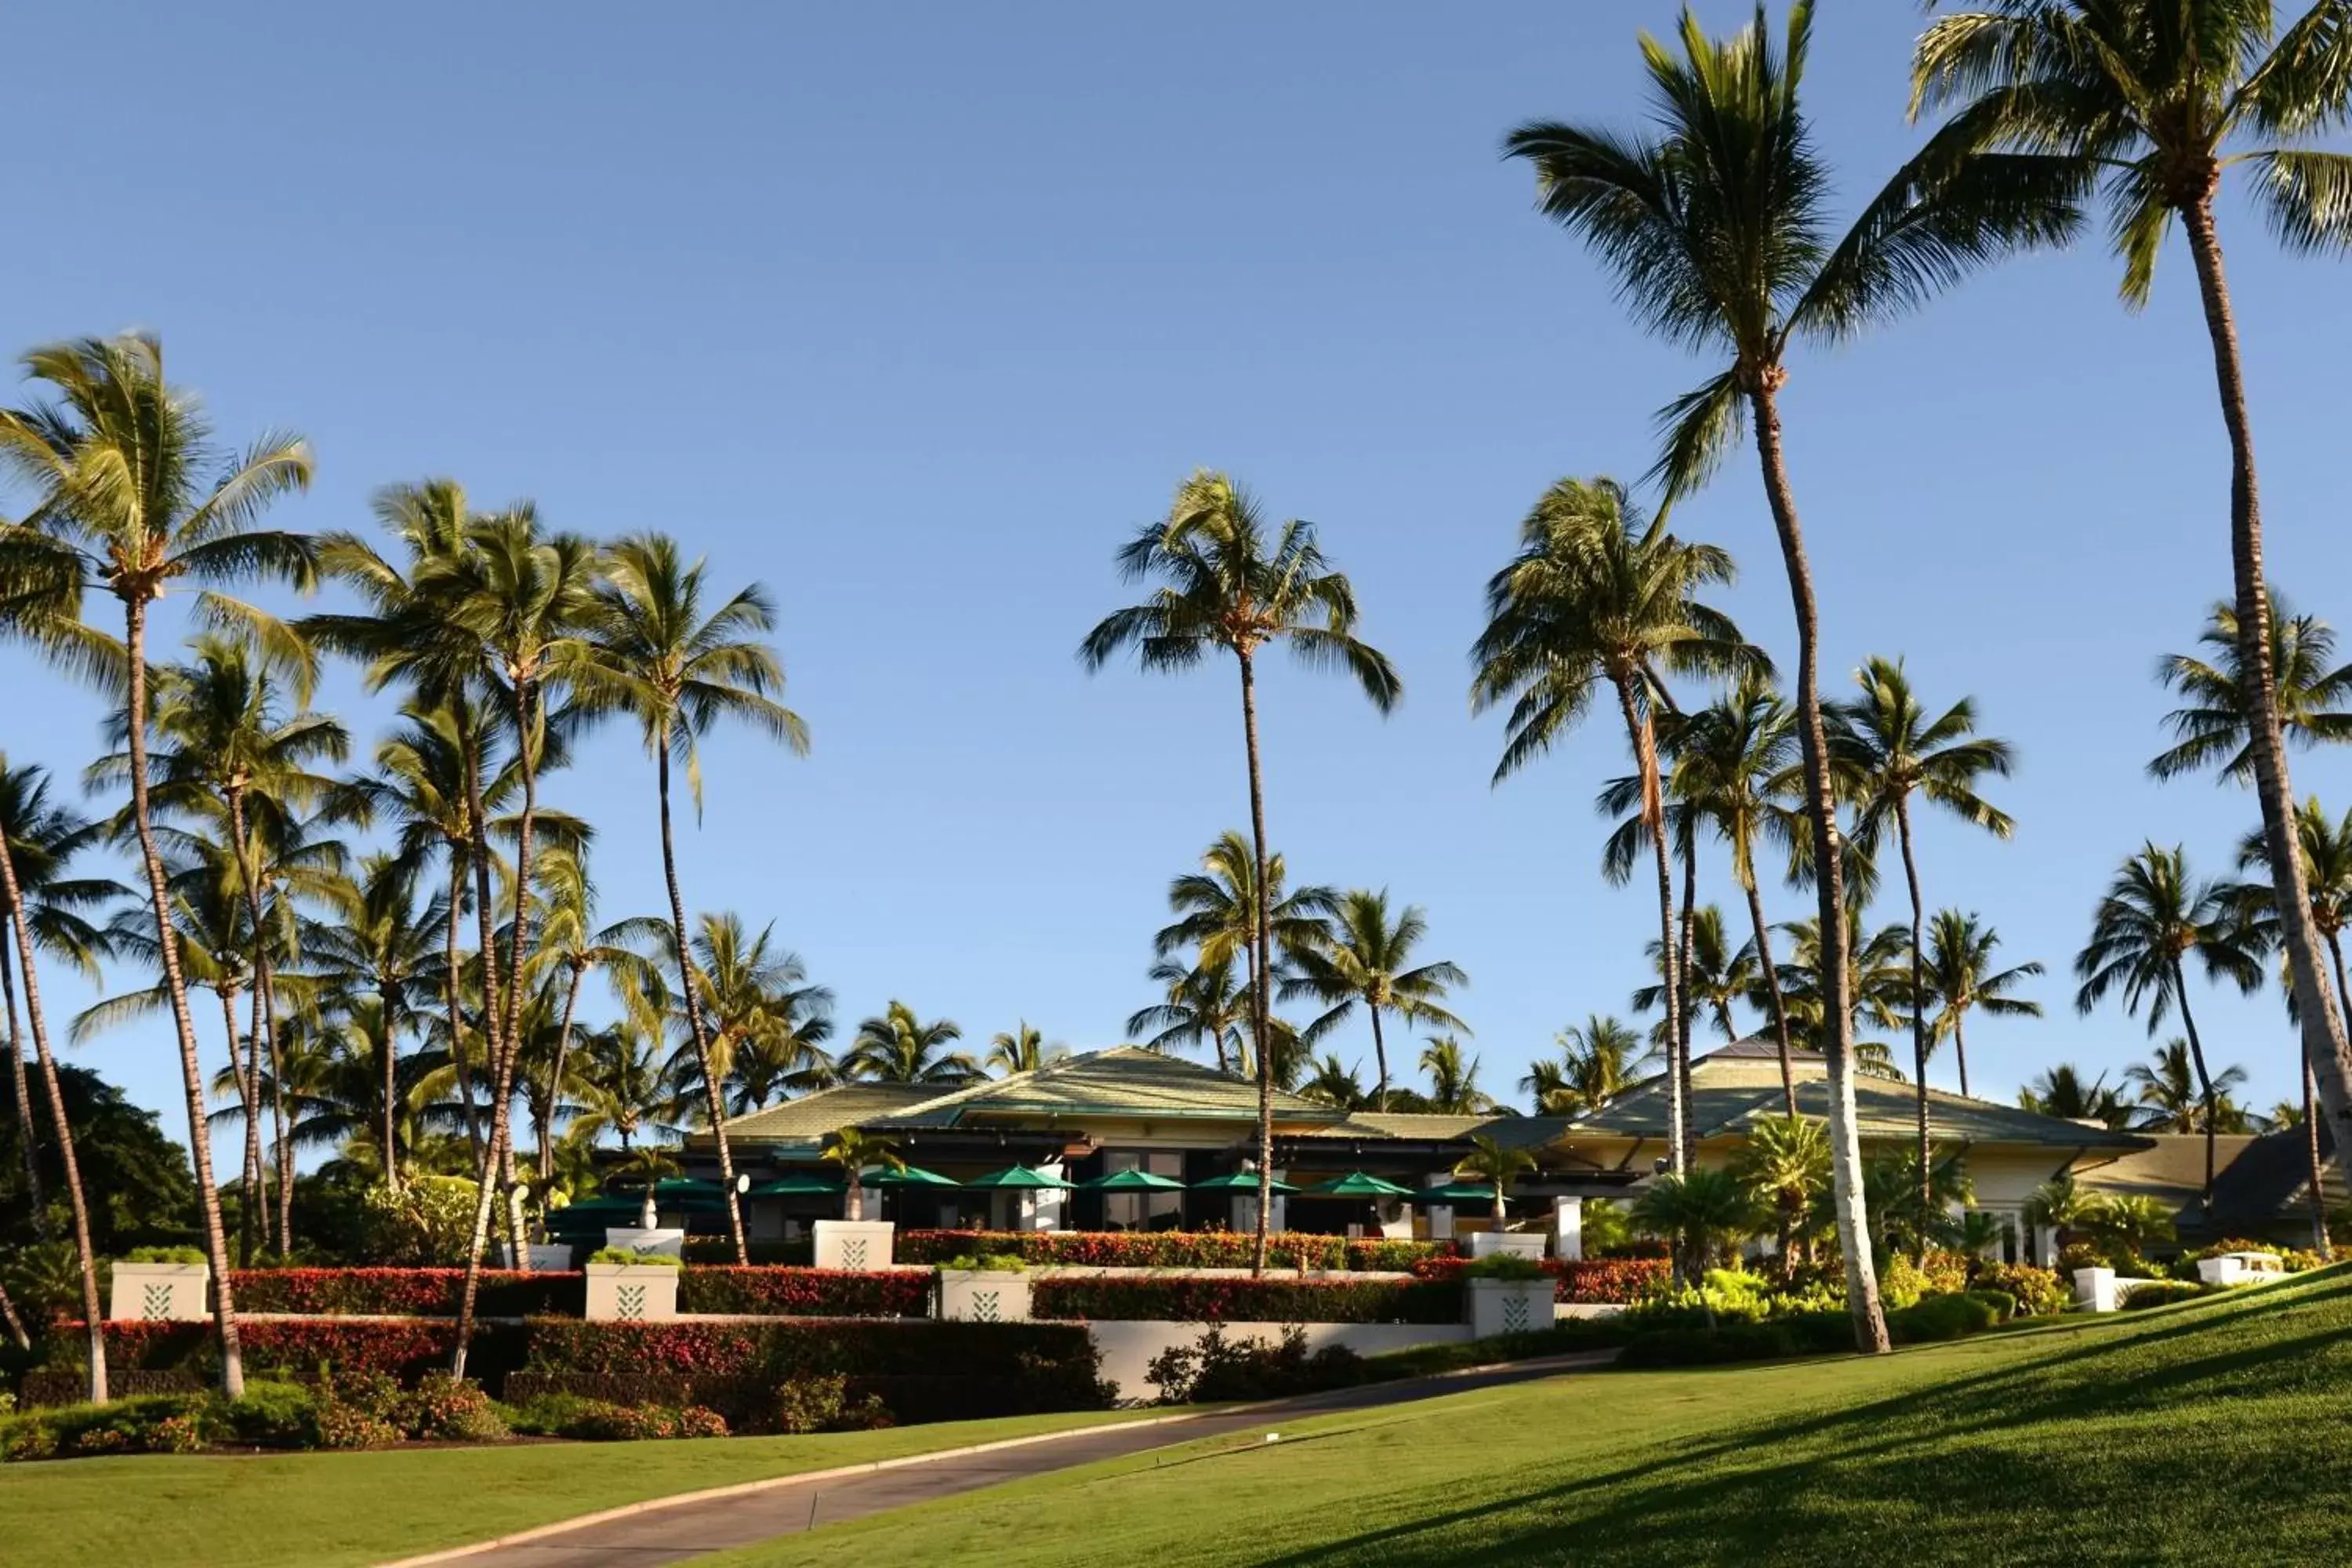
[2123,1280,2212,1312]
[772,1374,892,1435]
[222,1381,316,1446]
[1145,1325,1372,1405]
[0,1064,198,1254]
[1965,1289,2018,1324]
[1887,1291,2001,1343]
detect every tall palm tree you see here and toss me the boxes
[1127,958,1250,1068]
[1152,832,1338,1070]
[1511,4,2077,1352]
[1769,909,1913,1081]
[1082,470,1400,1274]
[670,913,835,1109]
[517,848,657,1181]
[1635,906,1755,1047]
[1298,1054,1367,1111]
[1919,910,2043,1100]
[1536,1014,1657,1117]
[1914,0,2352,1175]
[845,1001,978,1083]
[568,978,688,1152]
[985,1023,1062,1077]
[2017,1063,2136,1131]
[2152,590,2352,782]
[1599,732,1709,1145]
[579,532,808,1264]
[0,759,114,1400]
[1418,1035,1494,1116]
[1672,673,1806,1113]
[0,333,318,1396]
[1471,477,1755,1174]
[2125,1038,2254,1135]
[2076,844,2264,1203]
[1284,889,1468,1112]
[1829,656,2015,1202]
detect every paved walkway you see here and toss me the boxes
[402,1353,1609,1568]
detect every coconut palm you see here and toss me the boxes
[1828,656,2015,1207]
[2152,590,2352,783]
[568,982,688,1152]
[1538,1014,1657,1117]
[822,1128,902,1224]
[1471,477,1755,1174]
[985,1023,1062,1077]
[1918,911,2043,1102]
[2083,1192,2179,1258]
[1283,889,1468,1112]
[1454,1133,1537,1222]
[1914,4,2352,1156]
[845,1002,978,1084]
[1732,1113,1830,1272]
[1635,906,1755,1047]
[1632,1167,1762,1286]
[2076,844,2265,1202]
[1769,909,1914,1080]
[578,532,807,1263]
[1127,958,1250,1070]
[2024,1175,2096,1241]
[1298,1054,1367,1111]
[641,913,837,1107]
[1511,3,2078,1351]
[0,759,114,1399]
[0,334,318,1396]
[2017,1064,2135,1131]
[302,854,451,1193]
[2126,1039,2256,1135]
[514,848,648,1180]
[1153,833,1338,1056]
[1082,470,1399,1274]
[1418,1036,1494,1116]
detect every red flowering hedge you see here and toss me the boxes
[1408,1256,1667,1304]
[230,1269,582,1318]
[675,1268,931,1318]
[1031,1276,1458,1323]
[39,1318,528,1388]
[896,1230,1450,1272]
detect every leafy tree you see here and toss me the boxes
[1918,910,2043,1101]
[822,1128,902,1224]
[1472,476,1754,1173]
[2076,844,2264,1202]
[1285,888,1468,1112]
[2018,1064,2135,1131]
[1511,3,2074,1353]
[1083,470,1399,1274]
[0,1062,198,1259]
[1454,1133,1537,1221]
[845,1001,978,1083]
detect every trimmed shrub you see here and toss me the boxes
[393,1374,508,1442]
[1031,1275,1457,1324]
[223,1381,317,1446]
[1968,1262,2069,1318]
[313,1402,400,1450]
[588,1247,683,1268]
[683,1238,812,1266]
[1409,1255,1668,1305]
[1966,1289,2018,1323]
[1461,1254,1548,1280]
[773,1374,892,1434]
[2122,1279,2211,1310]
[3,1393,218,1461]
[231,1269,581,1318]
[37,1318,528,1396]
[1888,1292,2000,1343]
[120,1246,208,1266]
[677,1267,931,1318]
[895,1229,1450,1272]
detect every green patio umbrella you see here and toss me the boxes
[865,1163,961,1188]
[1298,1171,1414,1199]
[962,1165,1078,1190]
[1080,1167,1187,1192]
[1190,1171,1299,1194]
[608,1177,726,1200]
[1408,1181,1507,1205]
[543,1195,641,1233]
[746,1172,847,1199]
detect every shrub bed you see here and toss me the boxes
[895,1229,1450,1272]
[1966,1261,2069,1317]
[1,1373,513,1463]
[1408,1255,1668,1304]
[24,1319,528,1405]
[1032,1275,1457,1323]
[683,1238,813,1266]
[675,1267,931,1318]
[230,1269,582,1318]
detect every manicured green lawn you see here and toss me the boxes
[713,1268,2352,1568]
[0,1406,1160,1568]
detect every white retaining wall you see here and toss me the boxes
[1087,1320,1474,1402]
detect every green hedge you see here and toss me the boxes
[674,1267,931,1317]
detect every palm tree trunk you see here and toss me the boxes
[1748,376,1887,1354]
[495,681,542,1269]
[657,739,750,1265]
[1238,650,1277,1278]
[543,962,586,1185]
[451,702,514,1377]
[123,597,245,1397]
[2178,194,2352,1174]
[1369,1004,1390,1115]
[2169,958,2220,1210]
[1676,822,1699,1154]
[1740,869,1799,1117]
[1895,797,1932,1237]
[265,989,293,1258]
[2,933,50,1236]
[0,851,107,1401]
[226,787,307,1236]
[238,984,264,1260]
[1613,677,1685,1176]
[0,1273,28,1352]
[1952,1012,1972,1103]
[443,853,485,1167]
[217,987,255,1268]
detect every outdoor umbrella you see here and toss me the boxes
[1407,1181,1507,1205]
[543,1195,641,1235]
[746,1172,847,1199]
[1298,1171,1414,1199]
[865,1163,961,1188]
[608,1177,726,1200]
[1080,1168,1187,1192]
[1191,1171,1299,1195]
[962,1165,1078,1190]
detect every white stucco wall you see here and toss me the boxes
[1086,1320,1474,1402]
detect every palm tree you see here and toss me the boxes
[1671,673,1806,1112]
[1082,470,1399,1274]
[1418,1036,1493,1116]
[0,759,114,1400]
[1632,1167,1762,1286]
[1298,1054,1367,1111]
[2024,1175,2097,1244]
[1472,477,1755,1174]
[1284,889,1468,1112]
[647,913,837,1109]
[1635,906,1755,1047]
[2076,844,2264,1203]
[1153,832,1337,1073]
[845,1002,978,1083]
[2152,590,2352,783]
[822,1128,902,1224]
[579,532,808,1265]
[985,1023,1062,1077]
[1454,1133,1537,1222]
[304,853,448,1195]
[2018,1064,2135,1131]
[1828,656,2015,1212]
[1538,1014,1657,1117]
[2083,1192,2179,1259]
[1770,909,1915,1080]
[514,848,649,1181]
[1127,958,1250,1069]
[568,981,688,1152]
[1511,5,2078,1352]
[1732,1114,1830,1272]
[1918,910,2043,1102]
[0,334,318,1396]
[2125,1040,2255,1136]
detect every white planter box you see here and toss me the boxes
[525,1243,576,1272]
[602,1226,686,1259]
[2072,1266,2116,1312]
[814,1219,895,1272]
[1468,1231,1547,1263]
[936,1270,1033,1323]
[109,1261,209,1323]
[584,1263,679,1321]
[1465,1276,1556,1338]
[2197,1252,2285,1286]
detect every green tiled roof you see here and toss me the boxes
[870,1046,1342,1128]
[1298,1112,1506,1142]
[720,1083,945,1145]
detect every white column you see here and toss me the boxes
[1553,1196,1584,1261]
[2033,1224,2058,1268]
[1428,1203,1455,1241]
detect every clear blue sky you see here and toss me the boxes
[6,2,2350,1150]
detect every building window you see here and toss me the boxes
[1104,1150,1184,1229]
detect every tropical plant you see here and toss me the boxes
[1417,1035,1494,1116]
[1857,1145,1973,1260]
[1471,475,1755,1174]
[1636,906,1755,1047]
[2078,844,2265,1202]
[844,1001,978,1083]
[2082,1192,2178,1257]
[1153,832,1338,1057]
[1127,958,1250,1069]
[1918,910,2043,1101]
[985,1023,1062,1077]
[1631,1167,1762,1283]
[2018,1065,2135,1131]
[1082,470,1399,1274]
[2125,1039,2255,1135]
[1732,1113,1830,1271]
[2153,590,2352,782]
[1913,0,2352,1181]
[822,1128,902,1224]
[1454,1133,1537,1221]
[1298,1054,1367,1112]
[1769,908,1913,1079]
[0,332,321,1396]
[1536,1014,1657,1117]
[1511,2,2075,1352]
[2024,1175,2096,1238]
[1284,888,1468,1112]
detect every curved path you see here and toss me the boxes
[389,1353,1610,1568]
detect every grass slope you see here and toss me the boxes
[0,1407,1157,1568]
[717,1266,2352,1568]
